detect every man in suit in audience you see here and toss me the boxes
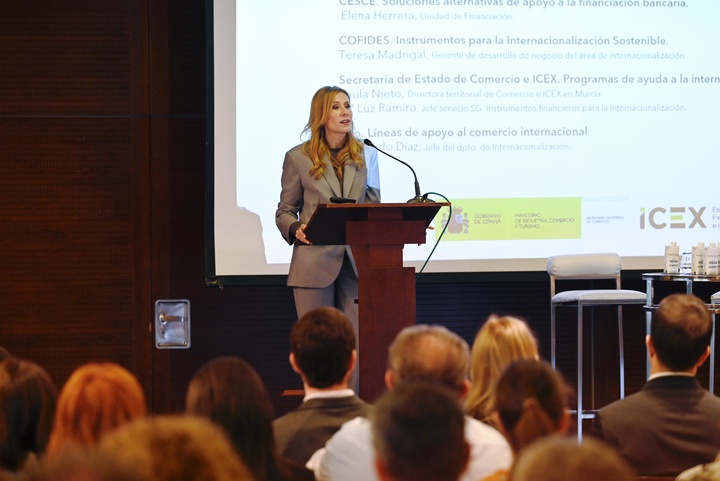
[273,307,370,465]
[371,382,470,481]
[590,293,720,476]
[307,324,511,481]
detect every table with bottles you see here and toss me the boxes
[642,271,720,392]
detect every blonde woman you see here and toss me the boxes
[465,315,539,424]
[275,86,381,386]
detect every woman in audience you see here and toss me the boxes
[510,436,633,481]
[464,315,539,424]
[0,358,57,475]
[22,444,146,481]
[100,415,254,481]
[46,362,147,454]
[482,359,570,481]
[677,453,720,481]
[185,356,313,481]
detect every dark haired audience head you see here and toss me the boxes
[47,362,147,454]
[387,324,470,394]
[510,436,634,481]
[493,359,569,455]
[99,415,254,481]
[185,356,295,481]
[650,293,713,372]
[290,306,356,389]
[0,358,57,472]
[372,382,469,481]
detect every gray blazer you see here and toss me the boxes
[275,143,380,288]
[273,395,371,465]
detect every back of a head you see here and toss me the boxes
[185,356,276,481]
[22,445,146,481]
[0,357,57,471]
[651,293,713,370]
[494,359,569,454]
[99,415,255,481]
[372,382,469,481]
[510,436,634,481]
[47,363,147,454]
[388,325,469,393]
[291,306,355,388]
[465,315,539,421]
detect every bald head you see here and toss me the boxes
[387,325,469,393]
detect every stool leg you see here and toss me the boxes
[577,303,583,442]
[551,304,557,370]
[618,305,625,399]
[711,312,716,394]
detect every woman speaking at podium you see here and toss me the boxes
[275,85,380,382]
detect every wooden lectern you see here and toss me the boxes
[304,202,448,401]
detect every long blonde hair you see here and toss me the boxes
[464,315,538,423]
[301,86,365,179]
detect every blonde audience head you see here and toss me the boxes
[465,315,539,422]
[510,436,634,481]
[99,415,255,481]
[46,363,146,455]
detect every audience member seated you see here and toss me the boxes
[274,307,370,465]
[46,362,147,455]
[99,415,255,481]
[464,315,539,425]
[0,358,57,475]
[185,356,313,481]
[308,324,511,481]
[590,293,720,476]
[21,444,145,481]
[510,436,634,481]
[481,359,570,481]
[371,382,470,481]
[677,453,720,481]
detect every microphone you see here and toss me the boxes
[363,138,432,203]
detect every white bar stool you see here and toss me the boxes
[548,253,647,442]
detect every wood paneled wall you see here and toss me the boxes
[0,1,713,419]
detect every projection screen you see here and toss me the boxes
[207,0,720,279]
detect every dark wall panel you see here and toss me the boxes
[0,1,148,114]
[0,1,152,393]
[0,117,152,393]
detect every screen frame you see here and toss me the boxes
[203,0,670,287]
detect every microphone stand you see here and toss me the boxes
[363,139,434,203]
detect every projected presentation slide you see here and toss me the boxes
[212,0,720,276]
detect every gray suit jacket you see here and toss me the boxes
[590,376,720,476]
[275,143,380,288]
[273,395,371,465]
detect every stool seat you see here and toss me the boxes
[553,290,647,304]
